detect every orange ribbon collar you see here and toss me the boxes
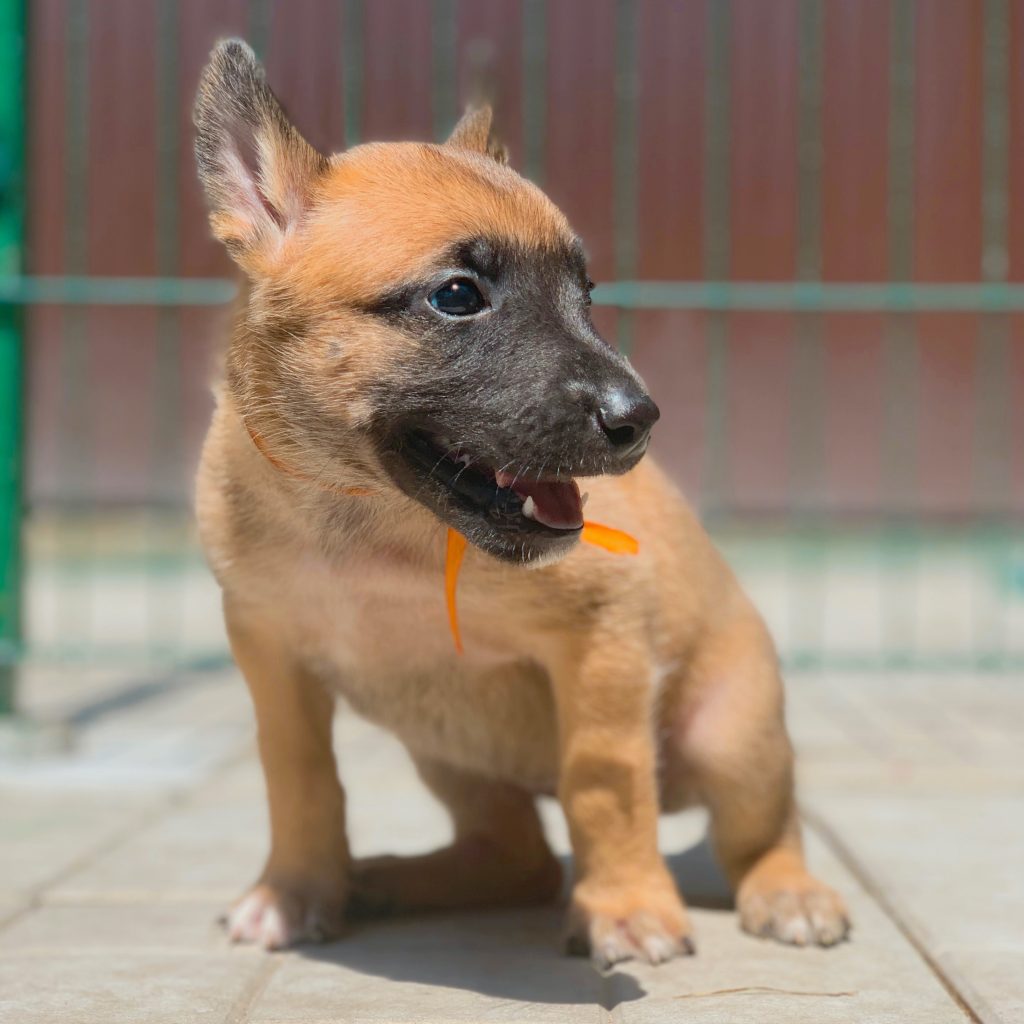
[244,421,639,653]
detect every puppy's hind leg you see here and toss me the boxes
[672,610,850,947]
[348,757,562,917]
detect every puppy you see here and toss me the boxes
[193,40,849,966]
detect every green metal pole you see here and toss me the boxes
[0,0,25,713]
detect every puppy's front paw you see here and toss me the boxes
[738,871,850,947]
[565,875,695,970]
[226,878,347,950]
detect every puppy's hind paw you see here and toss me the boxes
[738,873,850,948]
[225,881,346,950]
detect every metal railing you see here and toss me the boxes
[1,0,1022,706]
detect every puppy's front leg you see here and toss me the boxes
[224,598,349,949]
[553,639,693,968]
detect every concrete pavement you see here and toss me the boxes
[1,666,1019,1023]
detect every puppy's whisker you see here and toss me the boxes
[407,440,472,504]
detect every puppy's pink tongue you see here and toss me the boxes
[496,472,583,530]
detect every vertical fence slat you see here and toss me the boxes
[630,0,707,497]
[727,0,800,512]
[544,0,619,347]
[342,0,365,148]
[362,0,434,141]
[881,0,917,665]
[456,0,525,167]
[787,0,825,665]
[56,0,90,653]
[1007,0,1024,512]
[974,0,1011,664]
[544,0,617,280]
[611,0,638,356]
[150,0,183,660]
[701,0,731,515]
[24,0,65,514]
[432,0,458,141]
[914,1,984,515]
[176,0,247,544]
[521,0,546,185]
[85,0,159,505]
[821,0,889,514]
[265,0,344,154]
[791,0,824,506]
[820,0,889,658]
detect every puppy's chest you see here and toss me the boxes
[272,547,517,695]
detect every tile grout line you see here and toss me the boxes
[0,733,258,935]
[802,807,984,1024]
[224,955,282,1024]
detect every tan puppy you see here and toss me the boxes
[193,40,849,966]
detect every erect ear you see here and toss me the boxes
[193,39,328,269]
[445,105,509,165]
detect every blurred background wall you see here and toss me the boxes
[3,0,1023,676]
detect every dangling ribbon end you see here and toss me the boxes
[581,520,640,555]
[445,528,468,655]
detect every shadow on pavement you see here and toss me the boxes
[666,836,735,911]
[296,837,734,1007]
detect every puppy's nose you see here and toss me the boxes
[596,387,660,452]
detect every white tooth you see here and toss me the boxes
[580,491,590,508]
[456,453,472,466]
[521,496,536,519]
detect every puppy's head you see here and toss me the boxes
[195,40,658,564]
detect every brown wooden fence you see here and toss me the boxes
[24,0,1024,519]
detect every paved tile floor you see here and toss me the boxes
[1,666,1020,1023]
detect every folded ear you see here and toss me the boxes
[446,105,509,165]
[193,39,328,269]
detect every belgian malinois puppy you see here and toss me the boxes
[193,40,849,967]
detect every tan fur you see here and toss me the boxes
[196,44,849,961]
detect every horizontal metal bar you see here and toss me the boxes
[7,276,1024,312]
[593,281,1024,312]
[8,637,1021,674]
[0,275,238,306]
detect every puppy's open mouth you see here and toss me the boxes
[399,430,585,539]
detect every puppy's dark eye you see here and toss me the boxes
[429,278,487,317]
